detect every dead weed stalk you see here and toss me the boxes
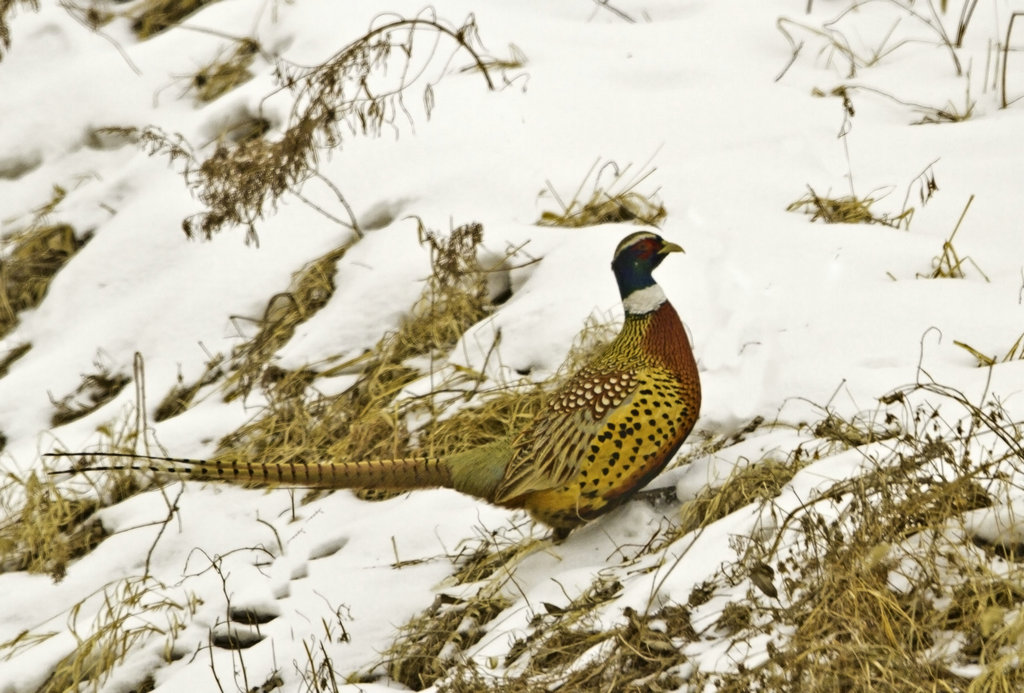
[0,222,89,341]
[777,1,967,81]
[1,421,147,581]
[141,9,510,244]
[688,380,1024,691]
[0,0,38,61]
[132,0,217,38]
[33,576,198,693]
[537,157,666,229]
[399,379,1024,691]
[215,222,529,476]
[787,184,914,227]
[190,38,260,103]
[955,332,1024,368]
[919,194,989,280]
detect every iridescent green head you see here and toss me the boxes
[611,231,684,312]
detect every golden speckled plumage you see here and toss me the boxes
[499,298,700,532]
[66,232,700,537]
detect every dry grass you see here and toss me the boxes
[955,332,1024,368]
[0,455,140,581]
[392,220,490,362]
[50,363,131,427]
[29,576,197,693]
[216,217,487,408]
[153,354,225,422]
[0,0,38,61]
[432,576,693,692]
[215,222,497,472]
[683,382,1024,692]
[349,530,541,690]
[131,0,216,38]
[787,185,913,227]
[4,416,188,687]
[677,457,801,536]
[384,589,513,690]
[190,38,259,103]
[224,241,353,401]
[0,469,105,581]
[141,10,507,243]
[3,399,153,581]
[788,139,938,233]
[0,341,30,378]
[348,377,1024,692]
[537,157,666,228]
[1,223,88,340]
[919,194,989,280]
[777,2,969,81]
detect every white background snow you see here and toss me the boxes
[0,0,1023,690]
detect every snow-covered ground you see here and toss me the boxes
[1,1,1023,691]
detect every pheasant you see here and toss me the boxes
[58,231,701,536]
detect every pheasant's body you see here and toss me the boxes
[71,232,700,536]
[496,298,699,530]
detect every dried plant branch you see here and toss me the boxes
[141,8,510,244]
[0,0,38,61]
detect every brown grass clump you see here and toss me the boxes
[919,194,989,280]
[0,0,38,61]
[538,157,666,228]
[0,341,30,378]
[677,457,801,536]
[153,354,225,422]
[788,152,938,232]
[687,382,1024,692]
[0,470,104,581]
[323,534,538,689]
[447,533,542,585]
[787,185,913,227]
[50,363,131,427]
[131,0,216,38]
[479,578,693,693]
[1,223,89,340]
[141,10,508,244]
[383,589,513,690]
[0,450,141,581]
[214,222,500,472]
[223,240,353,401]
[396,220,490,360]
[28,576,197,693]
[190,39,259,103]
[385,541,687,692]
[955,331,1024,368]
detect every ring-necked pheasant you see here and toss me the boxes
[57,231,700,536]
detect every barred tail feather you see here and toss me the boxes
[235,457,455,490]
[47,451,455,491]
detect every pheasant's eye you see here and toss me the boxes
[632,238,659,259]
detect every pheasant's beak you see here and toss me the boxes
[659,241,685,255]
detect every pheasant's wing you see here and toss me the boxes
[493,367,639,503]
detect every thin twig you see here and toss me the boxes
[1003,13,1023,108]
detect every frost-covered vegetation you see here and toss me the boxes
[1,1,1023,691]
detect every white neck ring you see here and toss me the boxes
[622,284,666,315]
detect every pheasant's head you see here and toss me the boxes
[611,231,684,313]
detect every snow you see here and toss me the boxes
[0,0,1023,691]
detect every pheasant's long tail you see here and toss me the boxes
[46,451,454,490]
